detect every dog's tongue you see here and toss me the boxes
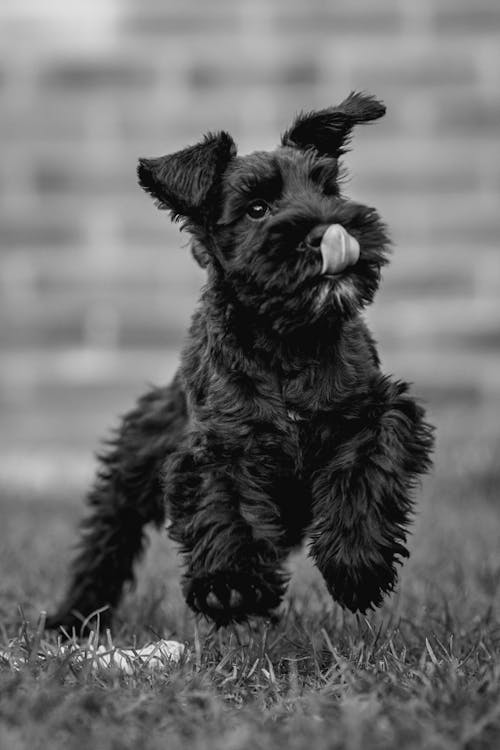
[320,224,360,276]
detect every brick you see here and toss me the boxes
[385,245,500,294]
[0,98,88,142]
[476,253,500,293]
[33,160,137,198]
[271,2,403,33]
[0,349,179,390]
[0,216,82,249]
[117,91,199,142]
[382,268,473,299]
[0,284,196,347]
[425,197,500,245]
[370,296,500,340]
[41,59,156,92]
[433,0,500,33]
[188,58,318,90]
[366,194,500,247]
[347,139,484,194]
[347,48,477,91]
[117,321,183,349]
[0,308,83,348]
[120,215,189,249]
[26,252,199,295]
[418,383,480,408]
[120,99,244,146]
[453,329,500,353]
[433,94,500,136]
[122,2,239,35]
[33,164,72,194]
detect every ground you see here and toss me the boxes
[1,400,500,750]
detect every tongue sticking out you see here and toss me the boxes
[320,224,360,276]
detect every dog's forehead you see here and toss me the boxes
[224,150,279,186]
[224,147,333,190]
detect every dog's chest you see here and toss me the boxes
[278,361,335,420]
[286,407,305,422]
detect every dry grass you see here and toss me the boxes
[1,402,500,750]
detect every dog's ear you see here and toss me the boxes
[137,131,236,224]
[282,92,385,157]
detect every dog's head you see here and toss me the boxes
[138,92,390,332]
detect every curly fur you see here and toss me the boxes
[47,92,434,633]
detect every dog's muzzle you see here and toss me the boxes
[305,224,360,276]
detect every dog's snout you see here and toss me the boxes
[304,225,328,251]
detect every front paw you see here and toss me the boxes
[184,570,285,625]
[321,557,399,613]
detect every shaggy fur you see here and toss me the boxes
[47,92,434,632]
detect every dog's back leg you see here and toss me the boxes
[46,374,187,635]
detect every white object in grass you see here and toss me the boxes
[0,638,186,673]
[82,639,186,673]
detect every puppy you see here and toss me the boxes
[47,92,433,632]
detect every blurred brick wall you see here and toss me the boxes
[1,0,499,483]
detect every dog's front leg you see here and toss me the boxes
[309,375,434,613]
[165,435,290,624]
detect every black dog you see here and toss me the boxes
[48,92,433,632]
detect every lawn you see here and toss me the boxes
[1,400,500,750]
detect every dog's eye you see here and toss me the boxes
[246,200,270,220]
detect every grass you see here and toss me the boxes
[1,401,500,749]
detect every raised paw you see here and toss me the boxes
[185,570,285,625]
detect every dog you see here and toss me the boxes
[47,92,434,632]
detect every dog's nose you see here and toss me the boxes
[304,225,328,251]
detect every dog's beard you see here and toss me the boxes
[313,275,360,318]
[229,263,365,332]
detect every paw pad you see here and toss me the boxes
[186,571,282,624]
[205,586,244,612]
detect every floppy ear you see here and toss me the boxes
[137,131,236,224]
[281,92,385,157]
